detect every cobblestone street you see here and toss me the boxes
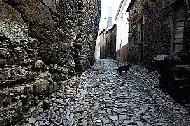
[21,59,190,126]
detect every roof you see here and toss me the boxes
[99,29,106,35]
[110,24,117,30]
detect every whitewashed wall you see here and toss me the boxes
[115,1,130,51]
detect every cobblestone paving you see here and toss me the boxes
[21,59,190,126]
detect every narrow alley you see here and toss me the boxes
[19,60,190,126]
[1,0,190,125]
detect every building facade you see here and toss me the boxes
[99,25,117,59]
[116,44,129,61]
[106,24,117,59]
[115,0,130,61]
[127,0,190,65]
[99,29,107,59]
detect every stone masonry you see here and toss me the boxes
[127,0,190,66]
[0,0,101,125]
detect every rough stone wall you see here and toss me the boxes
[127,0,143,64]
[58,0,101,71]
[128,21,139,64]
[143,0,171,65]
[128,0,175,65]
[0,0,100,125]
[184,1,190,52]
[185,21,190,53]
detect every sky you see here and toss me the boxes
[99,0,119,30]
